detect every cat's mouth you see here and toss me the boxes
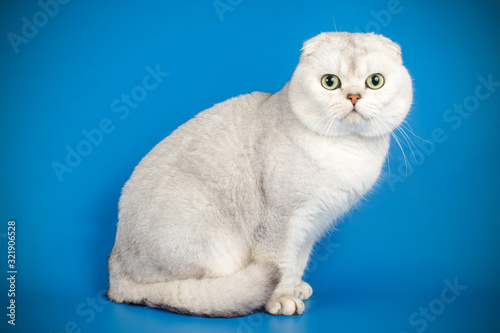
[342,108,366,123]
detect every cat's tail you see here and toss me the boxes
[107,261,281,318]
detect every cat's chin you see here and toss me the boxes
[306,117,392,138]
[326,106,395,138]
[341,109,365,123]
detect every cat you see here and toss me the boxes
[107,32,413,317]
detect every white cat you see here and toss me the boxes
[108,32,413,317]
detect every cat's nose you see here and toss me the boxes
[347,94,361,105]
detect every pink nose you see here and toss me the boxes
[348,94,361,105]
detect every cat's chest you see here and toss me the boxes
[262,133,389,216]
[311,137,387,185]
[288,134,388,207]
[261,134,389,244]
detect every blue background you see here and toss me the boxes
[1,0,499,332]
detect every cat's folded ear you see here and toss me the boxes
[300,32,403,62]
[378,35,402,57]
[300,33,329,60]
[388,41,402,56]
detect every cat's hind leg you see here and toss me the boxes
[108,259,281,317]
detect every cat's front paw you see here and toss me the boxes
[294,281,313,300]
[265,295,305,316]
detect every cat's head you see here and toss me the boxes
[288,32,413,138]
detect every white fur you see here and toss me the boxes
[108,32,413,317]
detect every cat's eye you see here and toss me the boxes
[321,74,341,90]
[366,73,385,90]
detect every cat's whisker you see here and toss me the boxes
[397,125,424,161]
[375,112,424,163]
[390,132,410,175]
[374,119,389,139]
[371,115,393,137]
[325,113,341,136]
[371,116,411,176]
[401,121,430,143]
[396,126,418,162]
[370,121,393,179]
[386,149,392,181]
[306,111,334,138]
[368,118,383,139]
[305,108,344,139]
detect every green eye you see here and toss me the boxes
[321,74,341,90]
[366,73,385,89]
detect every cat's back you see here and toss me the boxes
[150,91,271,157]
[122,91,273,197]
